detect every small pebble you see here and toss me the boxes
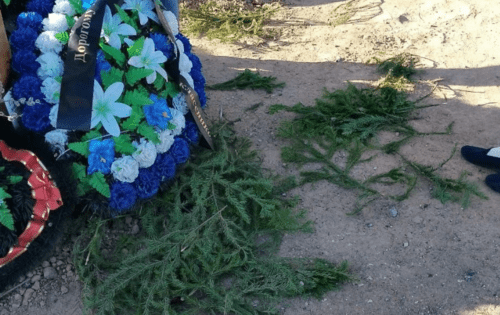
[31,275,41,283]
[403,242,409,247]
[131,224,140,235]
[43,267,57,280]
[61,285,69,294]
[389,207,398,217]
[32,281,40,291]
[42,261,50,268]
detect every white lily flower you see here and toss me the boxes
[101,5,136,50]
[121,0,159,26]
[128,38,167,84]
[91,81,132,137]
[162,10,178,35]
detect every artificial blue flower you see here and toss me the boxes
[182,120,199,144]
[175,34,191,54]
[194,83,207,108]
[17,12,43,31]
[91,81,131,137]
[26,0,55,17]
[12,50,40,75]
[134,167,160,199]
[170,137,190,165]
[12,75,44,101]
[109,182,137,212]
[87,139,115,175]
[82,0,96,10]
[143,94,172,129]
[21,101,51,132]
[94,50,112,84]
[10,28,38,51]
[153,153,176,182]
[150,33,174,60]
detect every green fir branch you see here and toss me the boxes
[208,69,285,93]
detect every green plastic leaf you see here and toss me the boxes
[3,0,11,6]
[0,188,11,200]
[167,122,176,130]
[138,122,160,144]
[114,134,135,154]
[123,90,153,107]
[101,67,125,90]
[76,181,92,197]
[159,82,179,99]
[72,162,87,181]
[125,68,154,86]
[0,207,14,231]
[7,175,23,184]
[115,4,139,32]
[68,0,84,15]
[100,43,126,67]
[55,32,69,44]
[153,73,165,90]
[55,76,62,83]
[88,173,111,198]
[127,36,145,58]
[81,129,103,142]
[122,105,144,131]
[66,15,75,28]
[68,141,90,157]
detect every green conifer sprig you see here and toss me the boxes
[208,69,285,93]
[74,125,353,315]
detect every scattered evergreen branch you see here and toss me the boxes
[270,82,485,213]
[181,1,280,43]
[74,125,354,315]
[208,69,285,93]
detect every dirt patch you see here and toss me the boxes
[3,0,500,314]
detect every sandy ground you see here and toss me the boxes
[3,0,500,314]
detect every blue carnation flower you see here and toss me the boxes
[170,137,190,165]
[109,182,137,212]
[143,94,172,129]
[188,53,206,86]
[153,153,176,182]
[194,83,207,108]
[12,75,44,100]
[175,34,191,54]
[21,101,51,132]
[26,0,55,17]
[16,12,43,31]
[88,139,115,175]
[94,50,112,84]
[134,167,160,199]
[12,50,40,75]
[182,120,199,144]
[10,27,38,51]
[151,33,174,60]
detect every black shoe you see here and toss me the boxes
[461,145,500,170]
[485,173,500,193]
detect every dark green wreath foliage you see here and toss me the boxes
[270,82,486,213]
[74,125,353,315]
[181,1,279,43]
[208,69,285,93]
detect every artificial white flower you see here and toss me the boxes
[49,103,59,128]
[172,93,188,115]
[41,77,61,104]
[128,38,167,84]
[36,52,64,80]
[163,10,178,35]
[101,5,136,49]
[169,108,185,136]
[91,81,132,137]
[44,129,68,154]
[124,38,135,47]
[42,13,69,32]
[35,31,63,54]
[156,129,175,153]
[132,138,157,168]
[111,156,140,183]
[181,72,195,89]
[179,53,193,74]
[122,0,159,26]
[176,39,185,53]
[53,0,76,16]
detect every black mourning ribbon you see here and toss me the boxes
[57,0,120,131]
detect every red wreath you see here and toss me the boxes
[0,140,63,267]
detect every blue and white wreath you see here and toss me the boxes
[8,0,208,216]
